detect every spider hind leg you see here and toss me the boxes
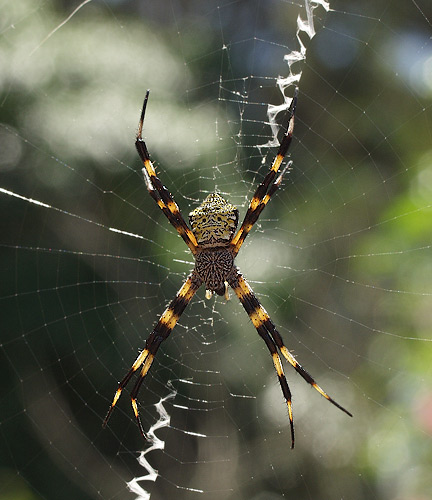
[231,87,298,256]
[135,91,198,255]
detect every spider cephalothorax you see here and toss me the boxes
[194,247,235,296]
[103,88,352,448]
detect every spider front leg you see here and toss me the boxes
[229,270,352,448]
[103,272,202,435]
[228,271,296,446]
[136,91,198,255]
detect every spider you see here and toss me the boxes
[102,88,352,448]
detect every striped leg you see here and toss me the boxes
[229,270,352,448]
[262,317,352,418]
[229,271,296,447]
[103,272,202,435]
[136,91,198,255]
[231,88,298,256]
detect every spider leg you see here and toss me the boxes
[229,271,296,447]
[136,91,198,255]
[228,270,352,447]
[262,316,352,418]
[103,272,202,435]
[231,88,298,256]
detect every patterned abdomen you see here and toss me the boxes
[189,192,239,247]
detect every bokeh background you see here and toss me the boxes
[1,1,432,499]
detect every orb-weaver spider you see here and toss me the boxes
[103,88,352,448]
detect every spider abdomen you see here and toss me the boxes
[194,248,234,292]
[189,192,239,248]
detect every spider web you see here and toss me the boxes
[1,1,432,499]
